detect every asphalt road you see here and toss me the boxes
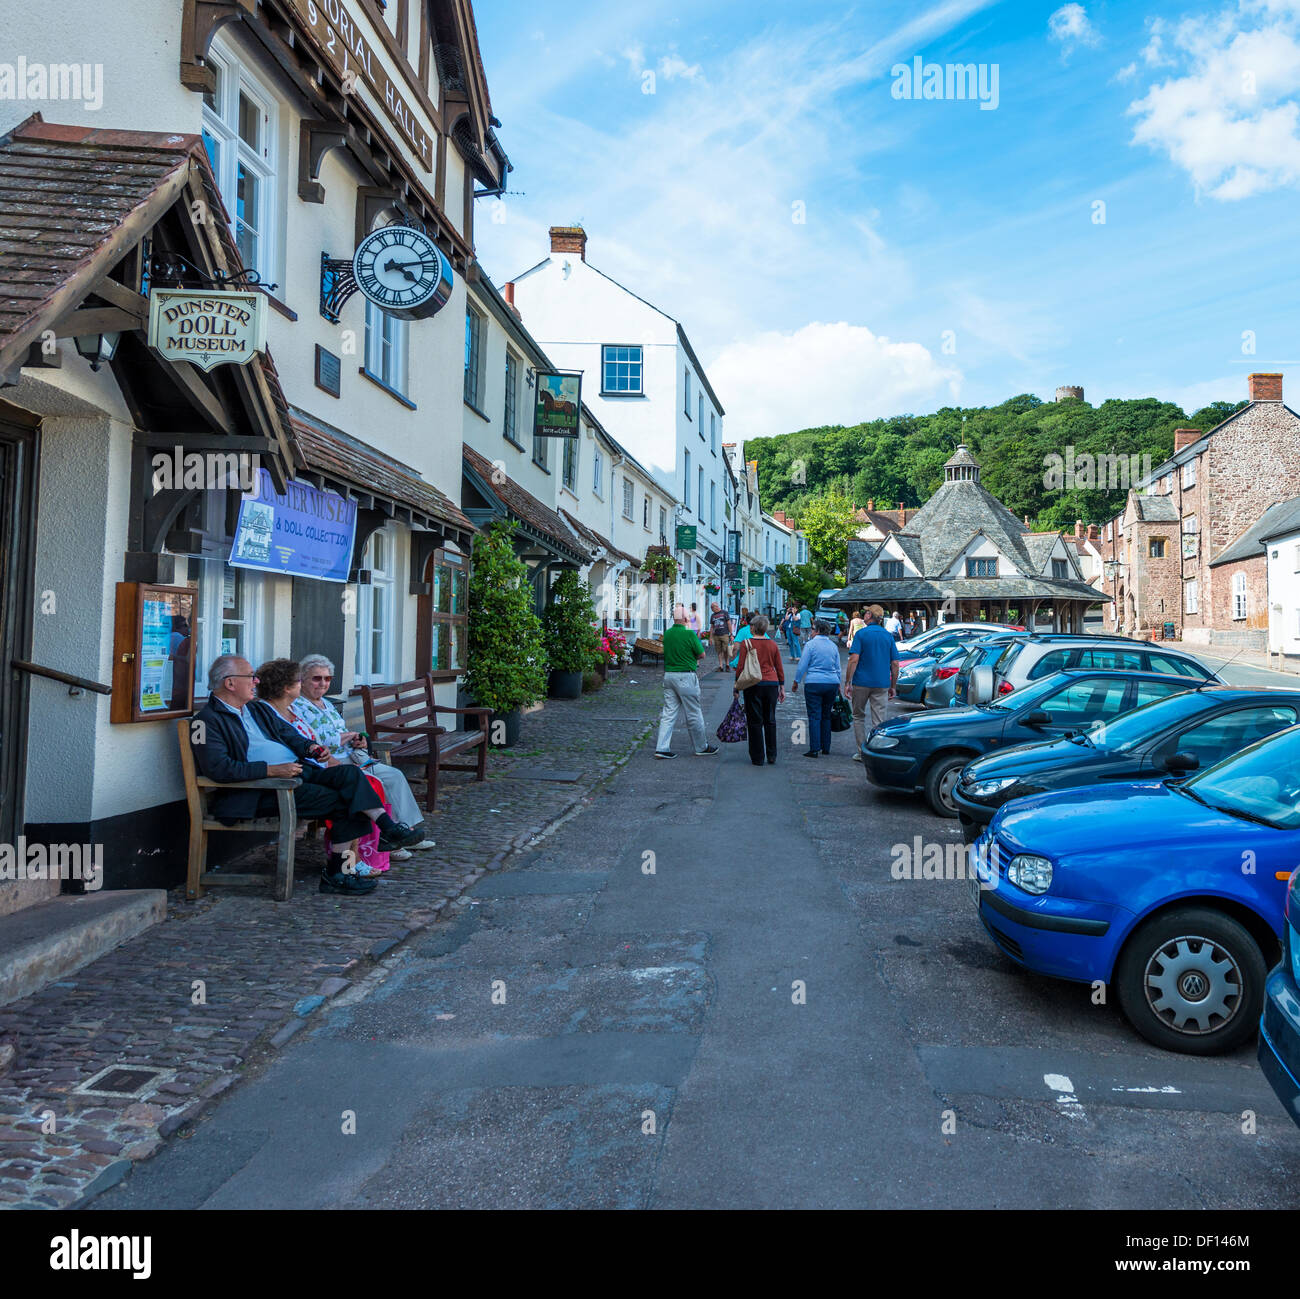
[98,659,1300,1209]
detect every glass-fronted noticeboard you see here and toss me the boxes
[111,583,197,723]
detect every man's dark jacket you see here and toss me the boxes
[192,697,314,821]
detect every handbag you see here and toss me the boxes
[716,695,748,742]
[830,693,853,733]
[735,641,763,690]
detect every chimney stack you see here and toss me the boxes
[1248,372,1283,402]
[549,225,588,261]
[1173,427,1201,451]
[897,501,906,526]
[1074,519,1084,538]
[1087,524,1100,540]
[867,499,875,512]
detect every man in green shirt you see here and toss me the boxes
[655,608,720,759]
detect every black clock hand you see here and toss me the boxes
[383,258,419,283]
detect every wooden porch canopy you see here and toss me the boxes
[0,113,298,582]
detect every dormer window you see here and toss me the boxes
[880,560,903,580]
[966,557,998,577]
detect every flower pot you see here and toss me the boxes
[548,669,584,700]
[482,707,522,747]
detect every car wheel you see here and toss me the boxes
[924,754,966,817]
[1114,907,1266,1055]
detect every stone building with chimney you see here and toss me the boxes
[1098,373,1300,648]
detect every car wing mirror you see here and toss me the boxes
[1023,709,1052,726]
[1163,751,1200,773]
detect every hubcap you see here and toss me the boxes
[1143,934,1242,1035]
[937,767,961,812]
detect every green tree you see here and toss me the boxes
[797,488,859,580]
[542,569,602,672]
[466,521,547,713]
[775,561,835,609]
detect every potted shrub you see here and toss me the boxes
[543,570,601,699]
[465,521,547,746]
[602,627,628,670]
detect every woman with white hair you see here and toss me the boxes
[293,654,434,851]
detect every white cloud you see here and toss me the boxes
[1113,61,1138,82]
[1049,4,1101,54]
[706,322,961,437]
[658,53,703,82]
[1127,3,1300,199]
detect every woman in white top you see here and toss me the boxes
[292,653,434,850]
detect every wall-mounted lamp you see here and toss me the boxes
[74,331,120,372]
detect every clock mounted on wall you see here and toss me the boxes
[320,225,454,323]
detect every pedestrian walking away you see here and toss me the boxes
[655,608,719,758]
[707,600,732,671]
[796,602,813,647]
[688,602,701,633]
[781,605,800,660]
[846,607,866,648]
[791,619,843,757]
[884,609,903,640]
[734,614,785,766]
[843,604,900,760]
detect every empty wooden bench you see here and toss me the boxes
[177,718,313,901]
[358,673,489,812]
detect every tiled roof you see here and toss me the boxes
[0,115,295,469]
[1133,495,1180,523]
[832,575,1110,604]
[463,443,586,562]
[558,507,640,567]
[291,411,474,540]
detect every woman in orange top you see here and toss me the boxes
[734,614,786,766]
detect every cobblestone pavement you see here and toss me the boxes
[0,668,667,1209]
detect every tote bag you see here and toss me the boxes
[830,693,853,733]
[735,641,763,690]
[716,695,748,742]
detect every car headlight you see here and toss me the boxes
[868,732,900,750]
[966,776,1019,799]
[1007,853,1053,894]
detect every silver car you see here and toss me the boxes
[989,635,1222,699]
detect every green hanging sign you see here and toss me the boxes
[676,524,697,550]
[748,569,764,588]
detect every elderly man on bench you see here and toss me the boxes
[192,655,423,896]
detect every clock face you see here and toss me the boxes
[352,225,453,320]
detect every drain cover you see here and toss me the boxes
[76,1065,170,1098]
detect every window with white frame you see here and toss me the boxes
[710,412,716,452]
[592,445,603,496]
[464,306,484,407]
[697,467,704,517]
[642,495,650,530]
[1232,572,1247,620]
[659,505,666,540]
[201,44,278,282]
[364,300,407,395]
[1162,474,1173,494]
[562,435,578,491]
[684,450,691,507]
[698,394,704,433]
[602,345,642,394]
[709,480,716,528]
[355,530,395,684]
[684,368,691,416]
[186,559,263,692]
[504,351,521,443]
[1294,543,1300,572]
[622,476,634,519]
[1181,460,1196,489]
[1184,579,1199,615]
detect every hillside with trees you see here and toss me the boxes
[747,394,1244,533]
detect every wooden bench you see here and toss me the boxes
[358,673,489,812]
[177,718,312,902]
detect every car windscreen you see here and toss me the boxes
[985,670,1079,711]
[1180,724,1300,829]
[937,645,969,666]
[1083,688,1208,751]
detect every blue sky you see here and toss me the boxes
[473,1,1300,439]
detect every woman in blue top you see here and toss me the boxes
[729,612,753,669]
[791,619,843,757]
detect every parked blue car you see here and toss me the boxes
[970,723,1300,1054]
[1259,866,1300,1126]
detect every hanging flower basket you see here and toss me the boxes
[642,548,679,585]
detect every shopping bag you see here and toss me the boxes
[830,693,853,733]
[716,695,748,743]
[735,642,763,690]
